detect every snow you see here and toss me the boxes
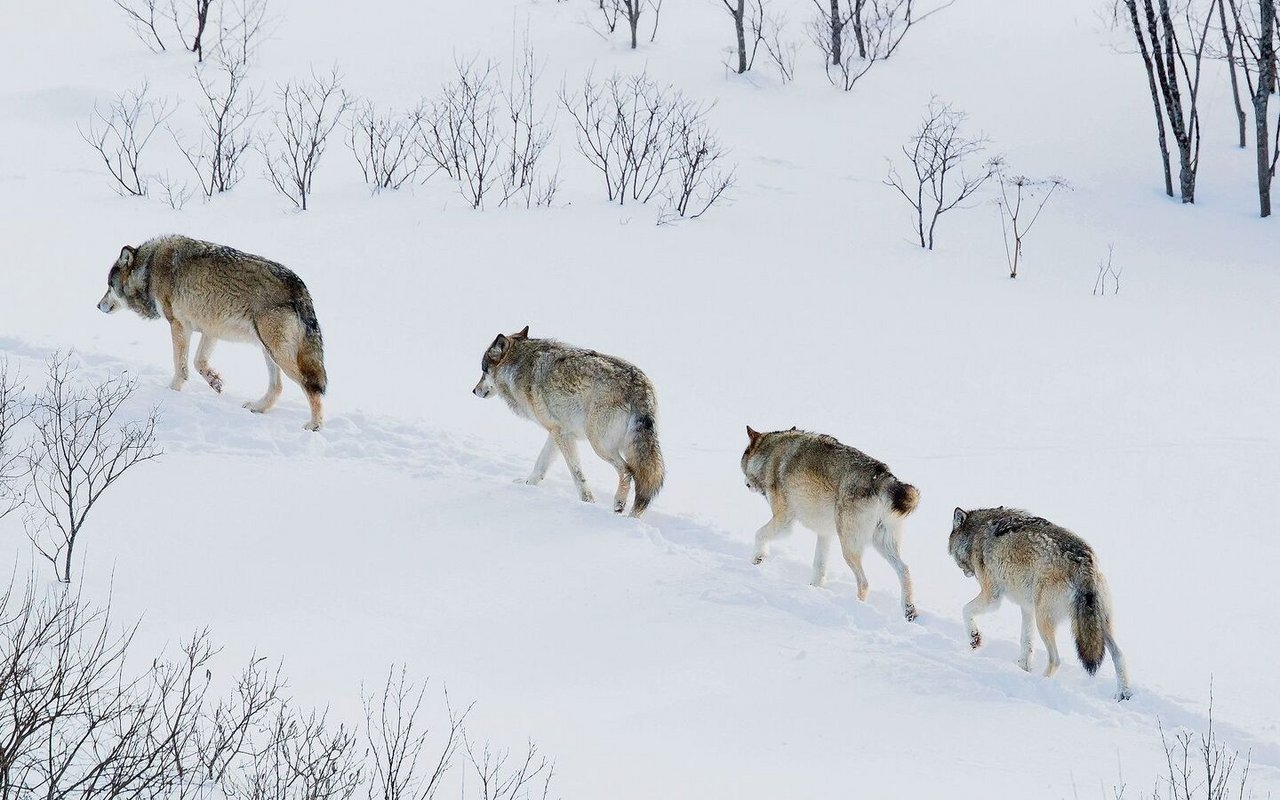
[3,0,1280,796]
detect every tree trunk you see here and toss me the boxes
[853,0,867,58]
[734,0,747,73]
[829,0,843,65]
[1257,0,1276,217]
[1218,0,1248,148]
[1124,0,1175,197]
[628,1,640,49]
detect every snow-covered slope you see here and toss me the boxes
[3,0,1279,796]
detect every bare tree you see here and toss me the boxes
[994,166,1070,279]
[24,355,161,583]
[0,363,31,524]
[1210,0,1250,147]
[561,70,735,214]
[156,172,195,209]
[884,99,998,250]
[662,116,736,220]
[421,59,502,209]
[175,49,262,198]
[226,707,364,800]
[719,0,767,74]
[347,100,428,193]
[1252,0,1276,216]
[169,0,216,61]
[1118,0,1214,202]
[498,44,560,208]
[363,669,467,800]
[260,67,352,211]
[112,0,169,51]
[760,9,800,83]
[463,737,554,800]
[809,0,951,90]
[80,81,175,197]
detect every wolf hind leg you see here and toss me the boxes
[872,518,917,621]
[243,345,283,415]
[553,433,594,503]
[194,333,223,393]
[587,436,631,513]
[962,577,1000,649]
[1104,629,1132,700]
[752,493,794,566]
[1036,604,1062,678]
[837,499,879,601]
[168,319,190,391]
[252,308,323,430]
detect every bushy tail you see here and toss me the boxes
[293,293,327,396]
[889,479,920,516]
[623,412,664,517]
[1072,581,1107,675]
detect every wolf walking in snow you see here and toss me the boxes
[740,427,919,621]
[97,235,328,431]
[948,507,1132,700]
[472,326,664,517]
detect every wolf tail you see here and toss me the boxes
[1071,578,1107,675]
[293,291,327,396]
[623,410,664,517]
[888,479,920,516]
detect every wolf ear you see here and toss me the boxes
[746,426,761,442]
[117,245,136,267]
[488,333,509,354]
[788,426,798,431]
[515,325,530,338]
[952,507,968,530]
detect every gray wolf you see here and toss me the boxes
[97,235,327,431]
[472,326,664,517]
[948,506,1132,700]
[740,427,918,621]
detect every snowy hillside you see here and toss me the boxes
[3,0,1280,797]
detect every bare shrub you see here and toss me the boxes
[226,707,364,800]
[80,80,175,197]
[175,50,262,198]
[719,0,766,75]
[0,362,31,523]
[759,8,800,83]
[260,66,352,211]
[809,0,952,90]
[363,668,467,800]
[560,70,735,217]
[156,172,196,209]
[1093,244,1123,296]
[463,737,555,800]
[884,98,997,250]
[24,354,162,583]
[347,100,428,193]
[113,0,169,51]
[994,165,1069,279]
[421,53,559,210]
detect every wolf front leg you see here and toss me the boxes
[168,319,190,390]
[194,333,223,393]
[552,433,594,503]
[1017,606,1035,671]
[962,579,999,649]
[752,493,793,566]
[519,433,560,486]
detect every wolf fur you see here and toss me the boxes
[740,427,919,621]
[948,506,1132,700]
[472,326,664,517]
[97,235,327,430]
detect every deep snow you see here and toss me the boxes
[3,0,1280,796]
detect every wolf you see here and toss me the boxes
[472,326,664,517]
[97,235,327,431]
[740,427,919,621]
[948,506,1132,700]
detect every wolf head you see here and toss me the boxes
[472,325,529,398]
[98,244,157,318]
[740,426,799,494]
[949,507,977,577]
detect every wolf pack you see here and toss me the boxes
[97,234,1133,701]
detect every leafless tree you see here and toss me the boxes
[463,737,554,800]
[884,99,998,250]
[809,0,951,90]
[649,0,665,41]
[1117,0,1214,203]
[994,166,1070,279]
[225,707,364,800]
[80,80,175,197]
[1093,244,1123,295]
[662,116,735,220]
[1251,0,1276,216]
[363,668,467,800]
[347,100,428,193]
[619,0,645,48]
[260,66,352,211]
[719,0,767,74]
[24,354,161,583]
[156,172,196,209]
[112,0,169,51]
[499,44,560,208]
[421,58,502,209]
[1207,0,1250,148]
[0,363,31,524]
[167,0,216,61]
[175,49,262,198]
[760,9,800,83]
[561,70,734,216]
[212,0,273,66]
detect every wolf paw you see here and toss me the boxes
[613,501,626,513]
[169,377,186,391]
[969,631,982,650]
[303,420,321,432]
[904,604,918,623]
[242,401,267,414]
[200,369,223,393]
[579,492,595,504]
[752,554,766,566]
[1117,689,1133,702]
